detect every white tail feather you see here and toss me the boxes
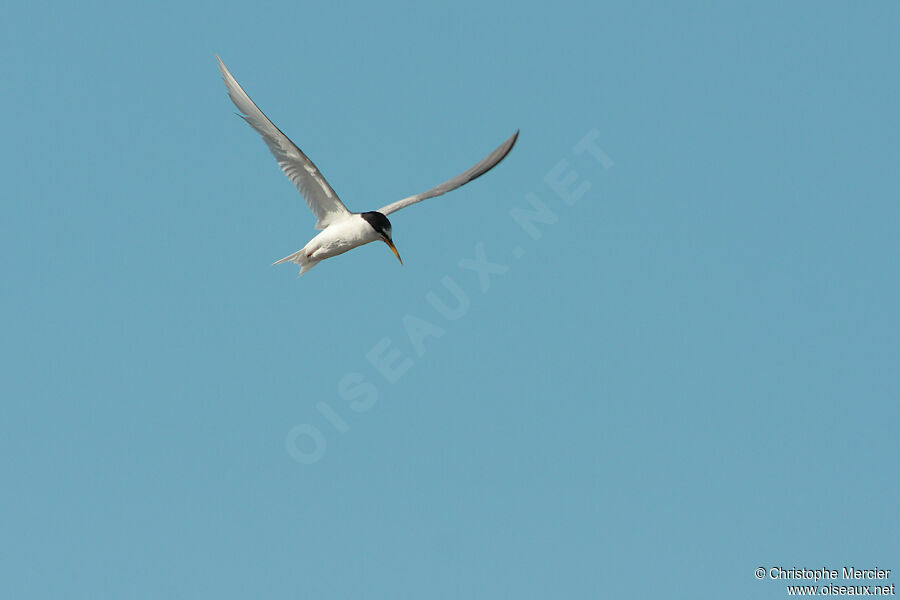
[273,250,304,265]
[273,249,318,275]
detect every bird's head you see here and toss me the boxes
[361,211,402,265]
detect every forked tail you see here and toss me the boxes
[273,249,318,275]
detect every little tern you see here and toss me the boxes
[216,55,518,276]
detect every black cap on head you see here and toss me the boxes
[361,211,393,238]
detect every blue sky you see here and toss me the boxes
[1,1,898,598]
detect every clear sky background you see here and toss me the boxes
[1,1,898,598]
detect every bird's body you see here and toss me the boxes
[273,213,382,275]
[216,55,518,276]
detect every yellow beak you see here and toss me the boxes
[384,238,402,264]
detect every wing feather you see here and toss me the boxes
[378,131,519,216]
[216,55,350,230]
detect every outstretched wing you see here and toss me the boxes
[377,131,519,216]
[216,55,350,230]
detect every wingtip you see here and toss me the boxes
[502,129,520,157]
[215,54,230,78]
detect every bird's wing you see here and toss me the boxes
[216,56,350,230]
[377,130,519,216]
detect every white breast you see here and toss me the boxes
[304,214,379,261]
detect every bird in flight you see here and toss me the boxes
[216,55,518,276]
